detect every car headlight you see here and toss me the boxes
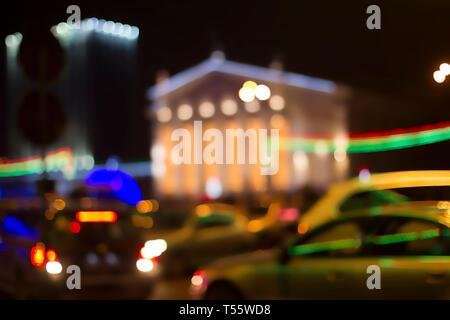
[136,258,154,272]
[46,261,63,274]
[191,270,207,287]
[142,239,167,258]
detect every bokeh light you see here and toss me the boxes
[69,221,81,234]
[46,261,62,274]
[244,100,260,113]
[136,258,153,272]
[359,168,371,183]
[243,81,258,90]
[333,148,347,162]
[433,70,446,83]
[198,101,215,118]
[269,95,285,111]
[136,200,153,213]
[255,84,271,100]
[156,106,172,123]
[205,177,222,199]
[177,104,193,120]
[238,87,255,102]
[439,63,450,76]
[221,99,238,116]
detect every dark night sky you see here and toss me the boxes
[1,0,450,159]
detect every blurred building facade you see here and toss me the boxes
[148,53,351,200]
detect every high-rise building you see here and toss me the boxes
[2,18,141,182]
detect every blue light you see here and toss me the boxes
[86,168,143,205]
[1,216,39,240]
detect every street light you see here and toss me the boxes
[433,63,449,83]
[434,70,446,83]
[440,63,450,76]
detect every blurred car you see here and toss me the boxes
[154,203,254,276]
[191,201,450,299]
[0,197,155,299]
[247,201,300,248]
[300,170,450,230]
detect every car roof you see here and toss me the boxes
[301,170,450,229]
[331,170,450,194]
[194,203,241,215]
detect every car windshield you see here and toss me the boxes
[195,213,234,228]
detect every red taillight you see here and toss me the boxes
[46,249,57,262]
[31,246,45,267]
[191,270,205,286]
[193,270,204,278]
[69,221,81,233]
[76,211,117,223]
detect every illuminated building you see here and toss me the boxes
[147,52,351,199]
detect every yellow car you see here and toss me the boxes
[300,170,450,230]
[191,202,450,299]
[155,203,253,276]
[190,171,450,299]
